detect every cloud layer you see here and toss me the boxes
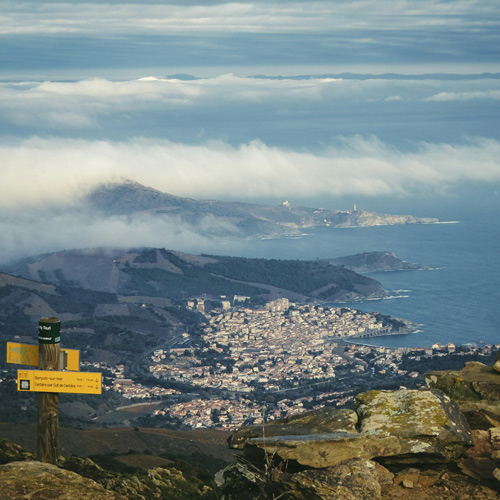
[3,1,497,36]
[2,0,500,76]
[1,75,500,147]
[1,135,499,210]
[1,133,499,263]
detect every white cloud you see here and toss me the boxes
[1,136,499,210]
[2,75,500,132]
[1,133,499,262]
[423,90,500,102]
[0,75,343,130]
[0,209,240,263]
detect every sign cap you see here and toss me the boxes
[38,317,61,344]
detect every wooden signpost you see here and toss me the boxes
[6,317,102,464]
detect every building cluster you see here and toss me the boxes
[150,301,397,393]
[110,379,180,399]
[151,393,349,430]
[83,360,181,399]
[153,397,272,430]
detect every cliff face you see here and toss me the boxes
[221,359,500,500]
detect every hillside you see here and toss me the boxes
[0,424,236,469]
[4,247,387,302]
[84,180,439,238]
[0,248,424,360]
[0,247,386,375]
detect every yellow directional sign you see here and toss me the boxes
[17,369,101,395]
[7,343,80,371]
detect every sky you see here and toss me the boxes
[1,0,500,260]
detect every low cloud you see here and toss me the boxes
[2,75,500,134]
[0,208,242,264]
[1,136,499,210]
[423,90,500,102]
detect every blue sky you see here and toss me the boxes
[1,0,500,259]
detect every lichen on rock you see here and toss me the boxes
[355,388,473,462]
[426,361,500,429]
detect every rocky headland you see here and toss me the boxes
[84,180,439,239]
[327,251,430,274]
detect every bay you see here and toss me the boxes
[220,220,500,348]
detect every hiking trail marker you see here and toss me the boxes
[6,317,102,464]
[7,342,80,371]
[17,370,101,395]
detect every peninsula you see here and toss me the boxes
[84,180,439,239]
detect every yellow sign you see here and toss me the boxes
[7,342,38,366]
[17,369,101,395]
[7,343,80,371]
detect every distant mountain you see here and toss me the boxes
[84,180,439,238]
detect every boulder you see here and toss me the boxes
[283,458,382,500]
[0,438,34,464]
[457,457,498,481]
[218,462,265,500]
[229,389,473,468]
[355,388,473,463]
[219,458,383,500]
[229,406,400,468]
[228,407,358,449]
[240,432,401,468]
[426,361,500,429]
[0,460,126,500]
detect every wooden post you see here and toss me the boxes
[37,317,61,464]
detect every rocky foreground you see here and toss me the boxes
[3,356,500,499]
[219,357,500,499]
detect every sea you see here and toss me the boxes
[218,218,500,349]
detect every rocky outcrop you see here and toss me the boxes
[426,361,500,429]
[0,441,216,500]
[355,389,473,463]
[277,458,383,500]
[229,407,358,447]
[227,407,398,469]
[0,460,126,500]
[0,437,35,464]
[228,389,472,470]
[221,381,500,499]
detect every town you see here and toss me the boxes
[88,298,497,431]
